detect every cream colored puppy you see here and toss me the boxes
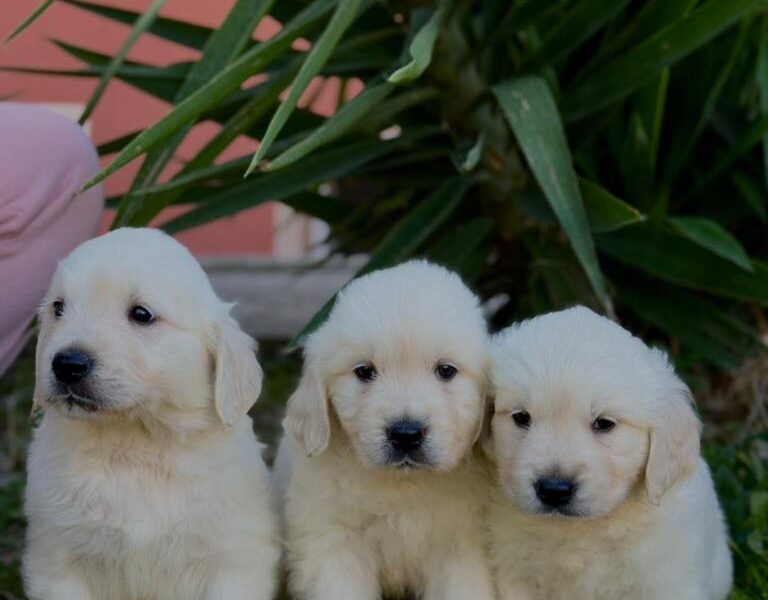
[23,228,279,600]
[273,261,496,600]
[486,306,732,600]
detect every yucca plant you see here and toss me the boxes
[7,0,768,375]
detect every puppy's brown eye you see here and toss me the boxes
[52,300,65,318]
[353,363,376,382]
[129,305,155,325]
[512,411,531,429]
[592,417,616,433]
[435,363,458,381]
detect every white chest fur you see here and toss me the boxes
[25,415,275,600]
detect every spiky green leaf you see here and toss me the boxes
[494,75,609,309]
[248,0,367,173]
[388,7,444,84]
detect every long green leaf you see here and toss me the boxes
[620,112,653,206]
[428,218,494,272]
[123,73,298,226]
[514,183,644,234]
[493,0,569,44]
[114,0,277,227]
[267,81,393,171]
[52,39,191,76]
[508,1,567,30]
[189,67,300,165]
[668,216,754,272]
[732,172,768,222]
[588,0,699,72]
[356,87,438,134]
[580,179,644,232]
[685,113,768,200]
[60,0,211,50]
[525,233,603,312]
[454,133,485,173]
[129,116,341,198]
[527,0,631,68]
[288,176,473,350]
[281,191,349,223]
[80,0,336,192]
[46,30,400,133]
[97,131,140,155]
[494,75,610,310]
[19,39,190,99]
[597,224,768,305]
[757,15,768,189]
[49,39,297,114]
[664,13,753,187]
[12,46,268,124]
[248,0,366,173]
[635,68,669,182]
[619,279,762,370]
[388,7,444,84]
[79,0,167,124]
[4,0,54,44]
[28,69,292,153]
[0,65,100,77]
[162,138,398,233]
[135,157,251,195]
[360,176,473,273]
[564,0,760,120]
[0,63,183,101]
[158,0,277,131]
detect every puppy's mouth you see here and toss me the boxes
[387,456,431,470]
[528,493,592,518]
[51,388,103,413]
[382,448,434,471]
[534,504,586,518]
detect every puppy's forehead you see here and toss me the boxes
[332,316,478,364]
[51,228,219,308]
[495,371,626,416]
[493,306,662,414]
[310,260,487,367]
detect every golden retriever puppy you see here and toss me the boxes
[23,228,279,600]
[486,306,732,600]
[273,260,496,600]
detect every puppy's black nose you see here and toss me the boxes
[535,478,576,507]
[386,420,425,453]
[52,350,93,384]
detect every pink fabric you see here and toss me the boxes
[0,103,103,376]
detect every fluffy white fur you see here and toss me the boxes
[486,306,733,600]
[273,260,496,600]
[23,228,279,600]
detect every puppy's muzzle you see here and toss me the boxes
[50,348,103,412]
[52,349,94,384]
[384,419,431,468]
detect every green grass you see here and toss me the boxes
[1,343,766,599]
[708,434,768,598]
[0,476,25,599]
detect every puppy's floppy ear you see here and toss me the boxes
[283,367,330,457]
[645,373,701,504]
[212,314,263,426]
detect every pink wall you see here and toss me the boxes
[0,0,282,255]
